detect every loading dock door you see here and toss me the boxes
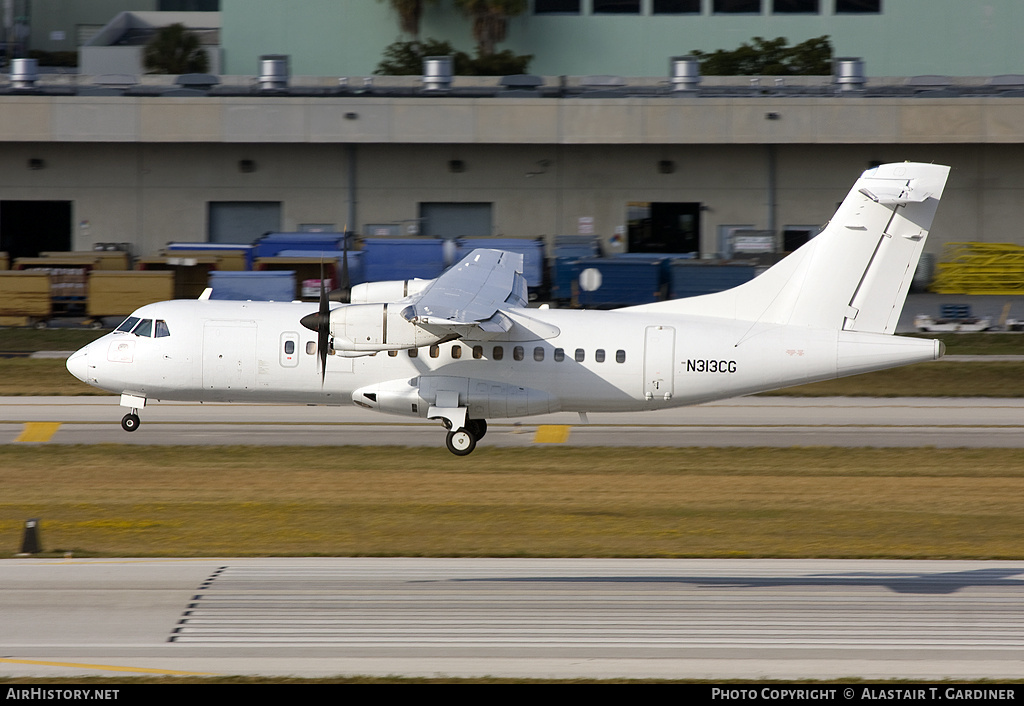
[208,202,281,244]
[419,203,493,237]
[0,201,72,259]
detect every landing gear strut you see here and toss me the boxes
[121,411,141,432]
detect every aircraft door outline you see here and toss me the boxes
[643,325,675,400]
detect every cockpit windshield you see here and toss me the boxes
[115,316,140,333]
[113,317,170,338]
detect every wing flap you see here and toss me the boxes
[402,249,526,334]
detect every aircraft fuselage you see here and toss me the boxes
[67,298,940,421]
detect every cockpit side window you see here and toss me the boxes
[116,316,140,333]
[155,320,170,338]
[133,319,153,337]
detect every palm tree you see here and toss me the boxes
[379,0,436,39]
[143,23,209,74]
[453,0,526,57]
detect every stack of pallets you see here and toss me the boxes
[930,242,1024,294]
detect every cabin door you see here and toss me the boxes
[643,325,675,399]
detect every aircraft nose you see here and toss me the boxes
[66,348,89,383]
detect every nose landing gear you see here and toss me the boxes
[121,411,140,432]
[118,394,147,433]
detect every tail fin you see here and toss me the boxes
[631,162,950,334]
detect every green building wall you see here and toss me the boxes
[221,0,1024,79]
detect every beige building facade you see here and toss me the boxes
[1,86,1022,260]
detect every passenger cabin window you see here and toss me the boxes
[388,350,398,357]
[616,349,626,363]
[513,346,524,361]
[429,345,440,358]
[408,348,418,358]
[451,345,462,359]
[554,348,565,362]
[473,345,484,359]
[306,341,316,355]
[534,347,544,362]
[575,348,585,363]
[493,346,504,361]
[155,320,170,338]
[595,349,606,363]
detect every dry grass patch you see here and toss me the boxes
[2,446,1023,559]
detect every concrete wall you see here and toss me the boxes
[4,137,1023,260]
[1,91,1022,259]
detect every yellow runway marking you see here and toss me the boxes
[534,424,571,443]
[15,422,60,442]
[0,657,216,676]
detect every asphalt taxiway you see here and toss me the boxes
[2,557,1023,680]
[2,396,1023,448]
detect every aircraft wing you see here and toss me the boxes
[400,249,527,334]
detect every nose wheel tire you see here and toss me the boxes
[121,413,140,432]
[445,429,477,456]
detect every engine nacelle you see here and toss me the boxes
[350,279,432,304]
[329,302,444,352]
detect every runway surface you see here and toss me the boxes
[3,396,1024,448]
[2,557,1023,680]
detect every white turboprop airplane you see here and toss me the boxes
[67,162,949,455]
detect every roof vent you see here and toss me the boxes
[834,57,866,93]
[422,56,453,92]
[670,56,700,93]
[10,58,38,89]
[258,54,290,92]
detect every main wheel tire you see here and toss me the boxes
[466,418,487,440]
[121,413,140,432]
[445,429,476,456]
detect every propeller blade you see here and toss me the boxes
[317,263,330,383]
[300,259,332,384]
[328,231,352,304]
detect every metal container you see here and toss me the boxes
[10,58,38,89]
[208,270,296,301]
[258,54,289,91]
[362,238,447,281]
[834,57,866,92]
[422,56,453,92]
[670,56,700,93]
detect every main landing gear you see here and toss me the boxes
[442,418,487,456]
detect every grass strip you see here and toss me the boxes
[3,445,1023,559]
